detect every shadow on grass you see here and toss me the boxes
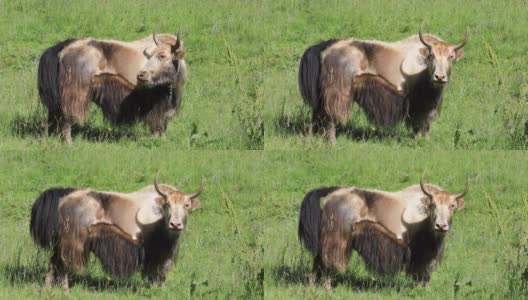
[270,263,413,291]
[2,263,145,292]
[10,110,140,143]
[272,109,410,143]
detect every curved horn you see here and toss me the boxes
[419,22,432,52]
[174,29,182,49]
[455,175,470,199]
[453,26,469,51]
[420,174,434,199]
[154,171,168,202]
[153,32,160,46]
[187,177,204,199]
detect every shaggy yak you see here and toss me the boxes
[38,32,187,143]
[298,175,469,289]
[30,174,203,289]
[298,23,468,144]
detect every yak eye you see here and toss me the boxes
[185,203,190,208]
[449,203,456,209]
[158,53,168,60]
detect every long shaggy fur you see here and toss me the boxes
[351,221,411,275]
[89,224,145,277]
[407,219,446,280]
[298,40,340,111]
[30,188,76,249]
[298,187,339,256]
[141,221,180,278]
[37,39,77,113]
[354,75,410,127]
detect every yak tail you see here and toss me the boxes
[30,187,76,249]
[298,187,339,256]
[89,224,144,277]
[298,39,339,110]
[37,39,77,111]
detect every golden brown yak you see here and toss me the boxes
[30,174,203,289]
[299,23,468,144]
[298,175,469,289]
[38,32,187,143]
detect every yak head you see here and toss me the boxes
[418,23,468,86]
[137,32,185,87]
[153,173,203,233]
[419,175,469,235]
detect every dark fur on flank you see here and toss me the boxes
[298,39,340,110]
[89,224,145,277]
[351,221,411,275]
[91,75,179,132]
[298,187,340,256]
[30,187,76,249]
[354,75,410,127]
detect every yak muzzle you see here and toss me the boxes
[169,221,184,231]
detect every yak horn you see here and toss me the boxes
[154,171,169,203]
[453,26,469,51]
[174,29,182,49]
[418,21,432,52]
[187,177,205,199]
[153,32,160,46]
[420,174,434,199]
[454,175,470,199]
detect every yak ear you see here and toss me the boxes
[456,198,465,209]
[191,198,201,209]
[419,47,430,57]
[420,196,432,206]
[173,49,185,60]
[455,49,465,61]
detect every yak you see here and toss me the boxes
[37,32,187,143]
[298,175,469,289]
[298,23,468,144]
[30,174,203,289]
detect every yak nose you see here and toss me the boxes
[137,71,148,81]
[434,74,447,82]
[170,221,184,230]
[435,223,449,231]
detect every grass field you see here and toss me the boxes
[263,0,528,150]
[0,149,265,299]
[0,0,527,299]
[262,150,528,299]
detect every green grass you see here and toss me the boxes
[1,0,527,299]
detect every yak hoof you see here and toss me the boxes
[322,276,332,290]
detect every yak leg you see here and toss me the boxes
[46,110,64,136]
[45,247,69,290]
[43,251,60,288]
[310,109,325,136]
[413,122,430,140]
[157,259,174,288]
[325,118,337,145]
[62,118,73,144]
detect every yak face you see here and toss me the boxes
[137,32,185,87]
[154,175,203,233]
[419,176,469,234]
[418,23,468,86]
